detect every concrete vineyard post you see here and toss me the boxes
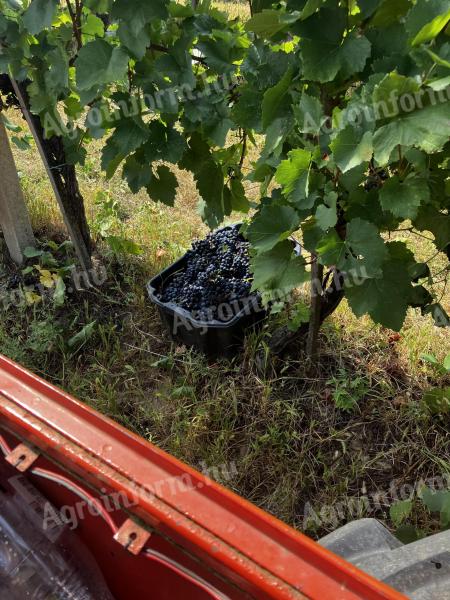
[0,118,35,264]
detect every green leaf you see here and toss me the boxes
[75,40,129,91]
[23,247,44,258]
[390,500,413,527]
[444,354,450,372]
[427,75,450,91]
[288,302,310,331]
[68,321,97,348]
[246,204,299,252]
[251,240,309,295]
[275,148,312,197]
[330,126,373,173]
[123,155,152,193]
[426,47,450,69]
[117,21,150,60]
[372,72,420,105]
[370,0,412,27]
[109,118,149,156]
[111,0,168,36]
[143,121,186,164]
[101,141,125,179]
[229,178,250,213]
[380,176,430,220]
[395,524,422,544]
[420,486,450,514]
[180,134,226,228]
[53,277,66,307]
[146,165,178,206]
[423,387,450,415]
[23,0,58,35]
[315,192,338,230]
[423,303,450,327]
[413,205,450,253]
[293,93,325,135]
[299,9,371,82]
[106,236,143,255]
[373,102,450,165]
[262,67,292,129]
[345,242,414,330]
[232,86,263,131]
[82,14,105,38]
[11,135,32,150]
[318,218,387,277]
[421,353,439,365]
[406,0,450,46]
[300,0,327,20]
[245,9,286,38]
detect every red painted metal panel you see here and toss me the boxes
[0,354,406,599]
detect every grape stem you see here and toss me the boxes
[66,0,82,50]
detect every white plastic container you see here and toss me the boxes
[0,475,114,599]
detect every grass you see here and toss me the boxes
[1,10,449,539]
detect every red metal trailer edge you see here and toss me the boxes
[0,354,406,599]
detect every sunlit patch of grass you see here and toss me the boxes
[213,0,250,20]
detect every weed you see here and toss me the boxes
[326,368,371,411]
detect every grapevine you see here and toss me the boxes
[0,0,449,355]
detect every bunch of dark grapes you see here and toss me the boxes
[158,228,255,321]
[364,169,388,191]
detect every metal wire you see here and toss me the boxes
[0,434,11,456]
[144,549,231,600]
[30,467,119,534]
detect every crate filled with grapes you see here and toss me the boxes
[147,224,268,357]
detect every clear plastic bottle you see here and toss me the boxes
[0,475,115,600]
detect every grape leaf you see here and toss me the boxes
[246,205,299,252]
[370,0,412,27]
[413,205,450,253]
[262,67,292,129]
[82,14,105,38]
[380,176,430,220]
[123,155,152,193]
[251,240,309,295]
[373,102,450,165]
[143,121,186,164]
[117,21,150,60]
[245,10,286,38]
[23,0,58,35]
[300,0,327,20]
[111,0,168,36]
[315,192,338,230]
[44,47,69,95]
[372,72,420,104]
[232,86,263,131]
[330,126,373,173]
[107,117,149,156]
[345,242,413,330]
[75,40,129,91]
[423,303,450,327]
[275,149,312,200]
[299,9,371,82]
[146,165,178,206]
[406,0,450,46]
[317,218,387,277]
[229,178,250,213]
[294,92,325,135]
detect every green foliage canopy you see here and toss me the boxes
[0,0,449,331]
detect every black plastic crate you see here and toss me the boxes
[147,224,299,357]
